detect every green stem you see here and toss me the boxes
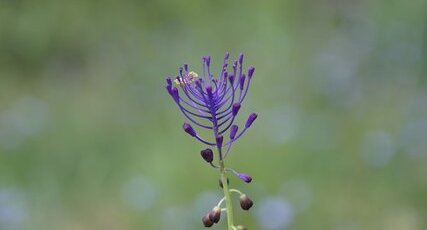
[220,160,234,229]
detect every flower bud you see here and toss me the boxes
[205,55,211,66]
[232,103,241,116]
[208,207,221,223]
[202,214,214,227]
[239,74,246,90]
[238,53,244,65]
[216,135,223,149]
[230,125,238,139]
[171,87,179,103]
[248,66,255,79]
[224,52,230,60]
[239,194,253,210]
[166,78,172,87]
[238,173,252,183]
[245,113,258,128]
[228,74,235,84]
[200,148,213,163]
[183,123,196,137]
[237,225,248,230]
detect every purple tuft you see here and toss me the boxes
[232,103,241,116]
[183,123,196,137]
[238,173,252,183]
[166,53,257,150]
[245,113,258,128]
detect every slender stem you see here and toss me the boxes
[220,159,234,229]
[206,88,234,229]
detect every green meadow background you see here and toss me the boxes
[1,0,427,229]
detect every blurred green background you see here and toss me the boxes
[1,0,427,229]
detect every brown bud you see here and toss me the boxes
[239,194,253,211]
[236,225,248,230]
[208,206,221,223]
[202,214,214,227]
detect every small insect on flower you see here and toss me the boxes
[174,71,199,86]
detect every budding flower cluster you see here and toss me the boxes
[166,53,259,228]
[202,206,221,228]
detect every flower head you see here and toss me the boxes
[166,53,257,148]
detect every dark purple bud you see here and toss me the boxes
[238,53,244,65]
[171,87,179,103]
[238,173,252,183]
[232,103,241,116]
[245,113,258,128]
[166,78,172,87]
[206,86,213,98]
[248,66,255,79]
[239,194,253,210]
[200,148,213,163]
[183,64,188,72]
[230,125,238,139]
[228,74,235,84]
[183,123,196,137]
[202,214,214,227]
[232,60,238,69]
[239,74,246,90]
[208,207,221,223]
[237,225,248,230]
[216,135,223,148]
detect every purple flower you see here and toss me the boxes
[165,53,257,154]
[166,53,258,227]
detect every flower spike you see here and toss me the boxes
[165,53,258,229]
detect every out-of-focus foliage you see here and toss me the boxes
[1,0,427,229]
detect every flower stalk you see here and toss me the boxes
[166,53,257,229]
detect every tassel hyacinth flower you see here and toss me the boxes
[166,53,257,229]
